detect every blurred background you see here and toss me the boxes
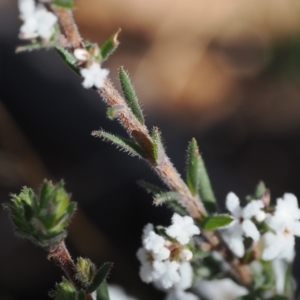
[1,0,300,299]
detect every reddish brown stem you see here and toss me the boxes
[48,242,93,300]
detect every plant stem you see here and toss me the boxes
[48,242,93,300]
[51,5,251,287]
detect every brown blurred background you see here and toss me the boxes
[1,0,300,299]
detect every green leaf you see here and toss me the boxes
[53,0,74,8]
[153,192,182,206]
[254,181,267,199]
[151,127,166,163]
[202,214,233,230]
[166,200,188,215]
[88,262,113,293]
[100,29,121,61]
[186,138,217,214]
[106,105,124,120]
[198,150,217,214]
[56,47,79,74]
[49,278,77,300]
[118,67,144,124]
[186,138,200,195]
[96,280,110,300]
[92,130,144,158]
[16,42,57,53]
[137,180,165,195]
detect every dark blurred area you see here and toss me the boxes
[1,0,300,299]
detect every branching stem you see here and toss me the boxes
[48,242,93,300]
[51,5,251,286]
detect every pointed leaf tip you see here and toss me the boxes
[186,138,217,214]
[88,262,113,293]
[100,29,121,61]
[118,67,145,124]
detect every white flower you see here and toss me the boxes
[136,248,153,283]
[261,193,300,261]
[80,63,109,89]
[221,192,264,257]
[152,261,180,289]
[108,285,137,300]
[173,262,194,290]
[195,278,248,300]
[142,224,170,261]
[179,249,193,261]
[18,1,57,40]
[166,213,200,245]
[165,290,198,300]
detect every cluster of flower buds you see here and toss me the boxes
[5,180,76,249]
[137,213,200,299]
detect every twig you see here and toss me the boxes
[48,242,93,300]
[51,5,251,286]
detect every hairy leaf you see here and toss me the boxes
[118,67,144,124]
[100,29,121,61]
[92,130,144,158]
[88,262,113,293]
[153,192,182,206]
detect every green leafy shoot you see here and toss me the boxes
[118,67,144,124]
[5,180,76,248]
[153,192,182,206]
[202,214,233,230]
[49,278,84,300]
[53,0,74,8]
[92,130,144,158]
[88,262,113,293]
[56,47,79,74]
[100,29,121,61]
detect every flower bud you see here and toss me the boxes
[180,249,193,261]
[74,48,89,61]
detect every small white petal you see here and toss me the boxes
[195,279,248,300]
[226,192,240,214]
[242,200,264,220]
[174,262,193,290]
[18,0,35,18]
[242,219,260,242]
[80,63,109,89]
[292,221,300,237]
[165,290,198,300]
[261,232,282,261]
[166,213,200,245]
[179,249,193,261]
[153,261,180,289]
[255,210,266,222]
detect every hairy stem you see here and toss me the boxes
[48,242,93,300]
[51,5,251,286]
